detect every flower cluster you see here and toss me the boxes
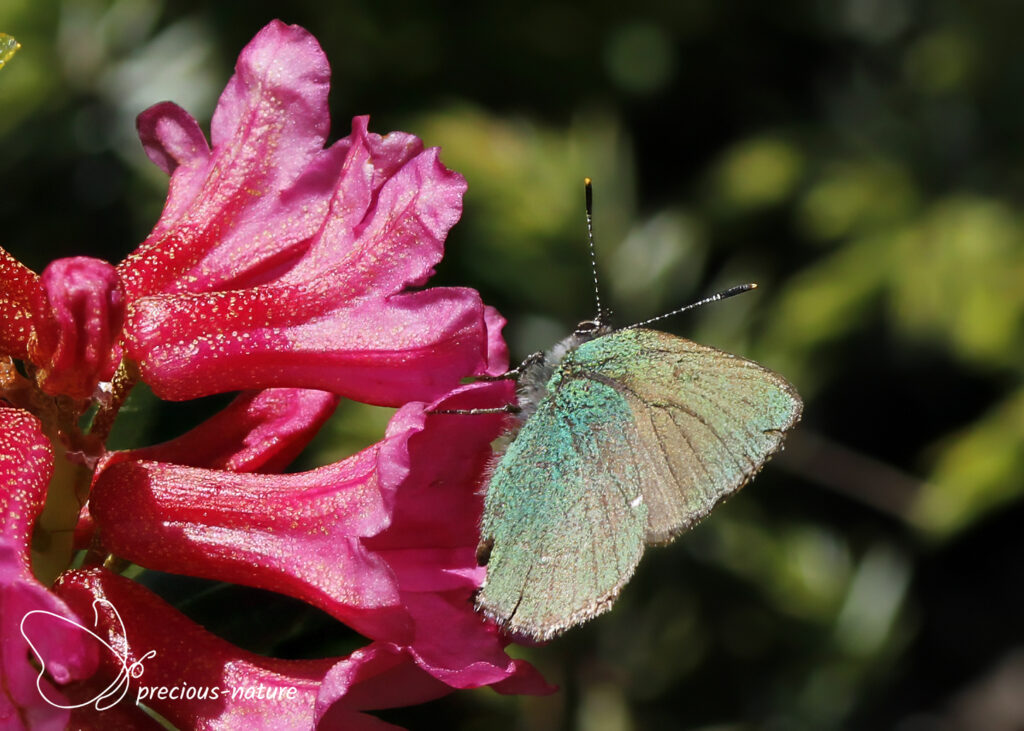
[1,21,548,730]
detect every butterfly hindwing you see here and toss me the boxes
[571,328,803,543]
[477,369,648,640]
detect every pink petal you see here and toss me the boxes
[281,117,467,294]
[124,284,489,405]
[0,408,53,553]
[368,381,513,554]
[316,639,549,728]
[1,570,89,731]
[121,23,476,407]
[366,385,551,694]
[136,101,210,176]
[0,247,40,362]
[29,257,125,399]
[483,305,511,376]
[134,102,213,250]
[359,128,424,190]
[119,21,335,297]
[88,419,423,641]
[210,20,330,154]
[402,591,532,688]
[491,660,556,696]
[316,643,453,725]
[55,568,336,730]
[101,388,339,473]
[0,409,98,729]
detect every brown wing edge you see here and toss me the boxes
[475,556,642,642]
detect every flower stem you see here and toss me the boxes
[89,357,139,444]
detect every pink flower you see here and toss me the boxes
[1,20,548,729]
[60,380,548,729]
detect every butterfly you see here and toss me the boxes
[472,180,803,641]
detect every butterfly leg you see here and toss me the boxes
[429,403,521,416]
[429,352,544,414]
[475,351,545,381]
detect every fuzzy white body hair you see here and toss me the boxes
[513,323,613,424]
[476,322,612,545]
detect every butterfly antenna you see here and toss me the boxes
[623,283,758,331]
[584,178,604,323]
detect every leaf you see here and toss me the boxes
[0,34,19,71]
[912,387,1024,537]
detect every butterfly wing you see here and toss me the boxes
[574,328,803,543]
[477,369,649,640]
[477,327,802,639]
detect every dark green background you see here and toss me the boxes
[2,2,1022,729]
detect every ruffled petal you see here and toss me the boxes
[136,101,210,176]
[281,117,467,294]
[119,21,335,297]
[316,644,453,727]
[483,305,511,377]
[123,97,476,405]
[363,385,551,695]
[120,24,475,407]
[316,637,550,729]
[124,285,489,405]
[404,591,551,690]
[368,381,513,554]
[101,388,339,473]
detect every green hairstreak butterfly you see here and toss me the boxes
[473,179,802,640]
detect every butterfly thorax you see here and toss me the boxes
[516,319,614,423]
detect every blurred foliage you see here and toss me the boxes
[2,1,1023,729]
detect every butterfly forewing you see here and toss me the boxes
[573,328,803,543]
[478,370,648,640]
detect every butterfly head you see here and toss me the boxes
[573,318,614,341]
